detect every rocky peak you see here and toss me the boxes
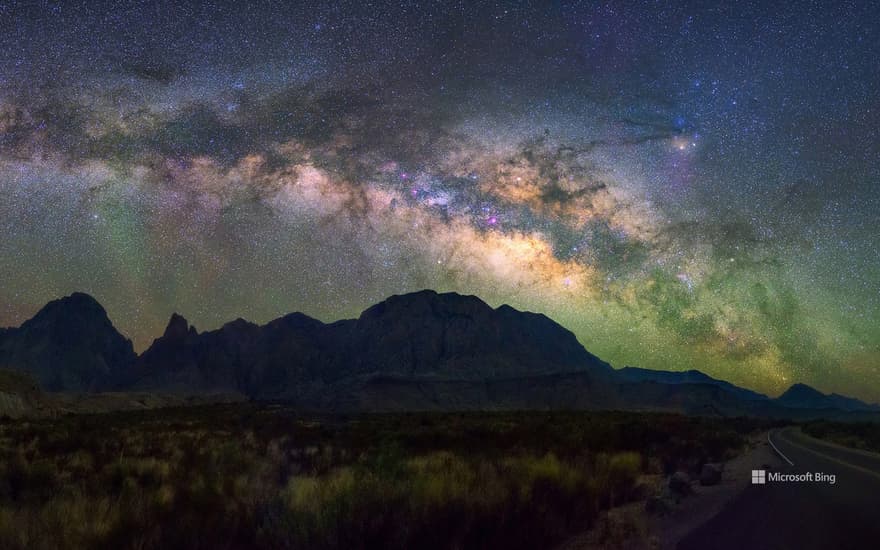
[0,292,135,391]
[162,313,195,340]
[23,292,112,330]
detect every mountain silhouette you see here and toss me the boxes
[0,293,135,391]
[777,382,880,412]
[1,290,877,417]
[123,290,613,399]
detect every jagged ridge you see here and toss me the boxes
[1,290,878,417]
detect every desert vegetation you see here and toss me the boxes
[0,405,761,549]
[802,420,880,453]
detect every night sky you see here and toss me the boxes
[1,1,878,400]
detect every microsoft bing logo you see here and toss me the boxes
[751,470,766,484]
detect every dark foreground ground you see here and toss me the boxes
[679,426,880,550]
[0,404,768,550]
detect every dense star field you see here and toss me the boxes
[0,1,877,400]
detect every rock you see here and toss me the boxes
[668,471,692,495]
[125,289,616,399]
[630,481,653,501]
[645,495,673,515]
[0,293,135,392]
[699,463,723,486]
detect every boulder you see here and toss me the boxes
[668,471,692,495]
[699,463,723,486]
[645,495,673,515]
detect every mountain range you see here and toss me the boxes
[1,290,877,418]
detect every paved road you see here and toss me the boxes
[678,427,880,550]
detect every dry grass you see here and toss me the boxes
[0,405,761,549]
[802,420,880,453]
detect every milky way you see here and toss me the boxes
[1,1,878,399]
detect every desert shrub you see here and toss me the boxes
[593,451,642,508]
[260,450,628,549]
[803,420,880,452]
[0,405,759,549]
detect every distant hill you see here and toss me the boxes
[0,365,241,418]
[777,383,880,412]
[616,366,771,402]
[1,290,877,418]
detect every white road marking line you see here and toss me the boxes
[768,431,794,466]
[783,433,880,482]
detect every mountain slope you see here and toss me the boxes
[0,369,46,418]
[777,383,880,412]
[0,293,136,391]
[338,290,611,380]
[124,290,613,400]
[616,366,770,402]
